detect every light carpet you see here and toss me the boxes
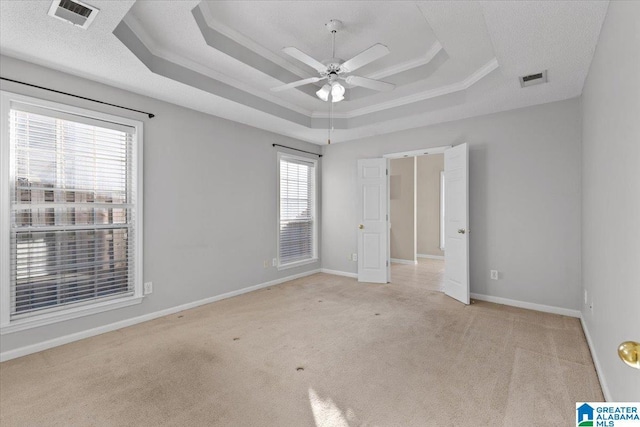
[0,270,603,426]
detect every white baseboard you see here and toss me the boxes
[580,314,612,401]
[470,293,581,318]
[0,269,321,362]
[390,258,418,265]
[320,268,358,279]
[417,254,444,260]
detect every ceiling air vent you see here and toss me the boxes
[519,70,548,88]
[47,0,99,29]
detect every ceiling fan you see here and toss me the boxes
[271,19,395,102]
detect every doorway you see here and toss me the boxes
[357,143,469,304]
[388,153,445,292]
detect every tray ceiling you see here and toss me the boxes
[0,1,609,144]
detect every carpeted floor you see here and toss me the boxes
[0,267,603,426]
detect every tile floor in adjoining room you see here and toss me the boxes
[391,258,444,292]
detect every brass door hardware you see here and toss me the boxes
[618,341,640,369]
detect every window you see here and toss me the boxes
[0,92,143,332]
[277,153,317,268]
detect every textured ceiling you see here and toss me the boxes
[0,1,609,144]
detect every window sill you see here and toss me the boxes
[277,258,319,271]
[0,295,144,335]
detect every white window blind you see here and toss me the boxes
[279,155,316,266]
[8,105,138,318]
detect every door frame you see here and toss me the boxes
[383,145,452,284]
[383,146,452,159]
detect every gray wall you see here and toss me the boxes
[0,55,321,353]
[417,154,444,257]
[322,98,582,310]
[389,157,416,262]
[581,1,640,401]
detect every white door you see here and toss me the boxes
[357,158,389,283]
[444,143,470,304]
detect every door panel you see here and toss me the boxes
[444,143,470,304]
[363,185,382,221]
[363,233,382,269]
[357,158,388,283]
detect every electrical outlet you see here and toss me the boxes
[144,282,153,295]
[584,290,588,305]
[272,258,277,267]
[352,253,358,262]
[490,270,498,280]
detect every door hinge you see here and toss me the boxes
[386,260,389,266]
[386,169,388,176]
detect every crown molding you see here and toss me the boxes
[464,57,500,87]
[123,14,314,118]
[121,14,499,128]
[312,58,499,119]
[197,3,311,80]
[366,41,443,80]
[195,4,449,103]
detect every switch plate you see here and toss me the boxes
[144,282,153,295]
[490,270,498,280]
[272,258,277,267]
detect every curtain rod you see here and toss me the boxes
[273,143,322,157]
[0,77,155,119]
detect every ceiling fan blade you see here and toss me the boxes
[271,76,323,92]
[282,47,327,73]
[340,44,390,73]
[345,75,395,92]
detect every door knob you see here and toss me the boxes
[359,224,364,229]
[618,341,640,369]
[457,228,466,234]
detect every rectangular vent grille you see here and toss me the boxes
[519,70,548,88]
[522,73,543,82]
[59,0,92,18]
[47,0,99,29]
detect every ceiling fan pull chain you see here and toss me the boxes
[327,103,330,144]
[332,28,336,59]
[328,95,332,144]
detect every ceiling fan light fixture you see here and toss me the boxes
[316,84,331,102]
[331,82,345,102]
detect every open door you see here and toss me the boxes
[444,143,470,304]
[357,158,389,283]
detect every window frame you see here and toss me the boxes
[0,91,144,334]
[276,152,318,270]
